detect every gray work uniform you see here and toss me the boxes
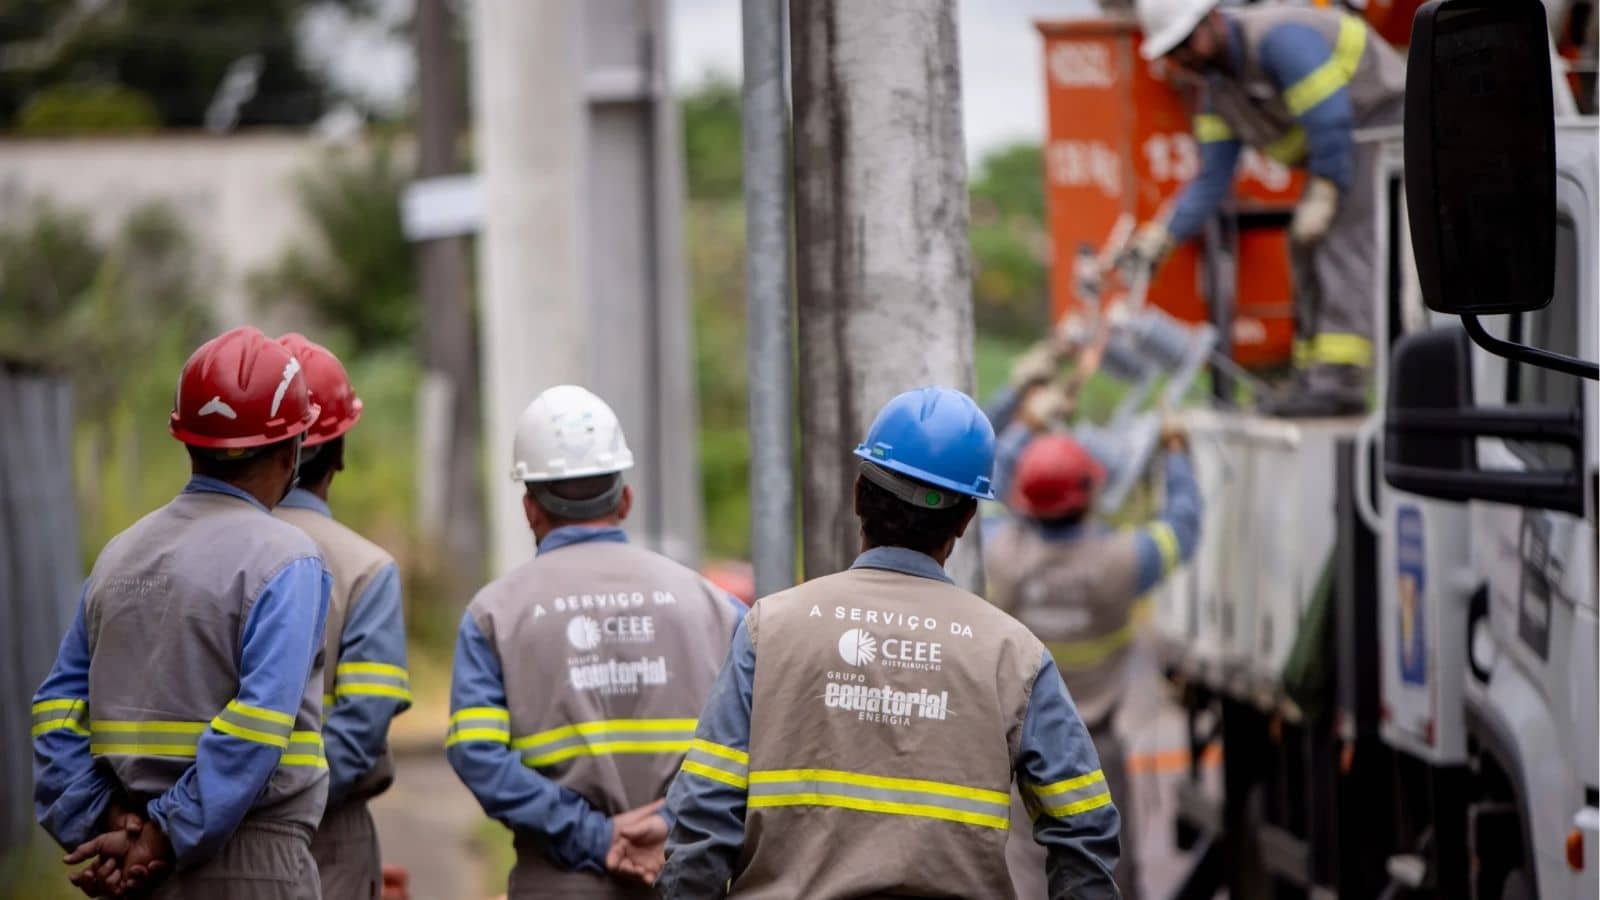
[987,526,1145,900]
[450,531,742,900]
[84,488,330,900]
[1192,7,1406,370]
[276,497,405,900]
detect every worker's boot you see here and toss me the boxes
[1259,363,1369,417]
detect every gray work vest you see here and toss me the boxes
[984,522,1141,730]
[462,539,741,899]
[1204,7,1405,164]
[729,567,1047,900]
[274,502,399,805]
[83,489,329,834]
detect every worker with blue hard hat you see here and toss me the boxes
[655,386,1121,899]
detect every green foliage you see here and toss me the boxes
[970,142,1047,223]
[969,142,1051,339]
[16,83,160,134]
[0,0,327,128]
[680,75,744,204]
[250,145,417,353]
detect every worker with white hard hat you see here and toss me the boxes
[1124,0,1405,416]
[34,326,332,898]
[657,387,1120,899]
[273,334,411,900]
[446,385,745,898]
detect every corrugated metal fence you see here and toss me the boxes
[0,364,81,854]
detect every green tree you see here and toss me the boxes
[681,74,744,205]
[968,142,1050,338]
[250,144,417,353]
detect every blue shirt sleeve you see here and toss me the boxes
[1167,101,1243,243]
[146,557,330,869]
[444,611,612,873]
[33,588,117,850]
[1258,23,1356,190]
[323,562,411,806]
[1132,450,1204,595]
[991,422,1035,511]
[984,385,1024,437]
[659,616,756,900]
[1015,652,1121,899]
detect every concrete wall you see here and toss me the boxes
[0,134,338,328]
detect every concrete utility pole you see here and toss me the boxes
[790,0,982,589]
[414,0,485,595]
[471,0,700,575]
[741,0,796,598]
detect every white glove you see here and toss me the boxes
[1009,341,1064,388]
[1019,384,1074,431]
[1119,221,1173,277]
[1290,176,1340,245]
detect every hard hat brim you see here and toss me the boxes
[852,445,996,501]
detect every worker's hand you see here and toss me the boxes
[1019,384,1074,432]
[115,818,173,895]
[1117,221,1173,278]
[64,802,144,897]
[1160,417,1189,453]
[1290,176,1340,245]
[607,799,668,886]
[1008,340,1066,389]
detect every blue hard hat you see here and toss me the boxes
[853,387,997,501]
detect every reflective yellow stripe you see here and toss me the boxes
[523,740,692,768]
[1046,622,1137,671]
[449,707,510,725]
[1027,769,1114,819]
[226,700,294,728]
[336,661,408,679]
[1284,16,1367,115]
[749,769,1008,805]
[323,694,335,708]
[444,727,512,748]
[1147,521,1180,575]
[90,743,199,757]
[92,721,207,734]
[211,717,291,749]
[335,684,414,702]
[32,699,83,715]
[280,754,328,768]
[32,720,90,737]
[748,769,1010,830]
[682,759,748,789]
[1193,114,1234,143]
[1265,127,1308,163]
[282,731,326,768]
[513,718,699,748]
[689,738,748,765]
[1293,338,1313,368]
[1306,333,1373,366]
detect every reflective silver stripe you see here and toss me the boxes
[680,740,749,788]
[89,721,206,757]
[282,731,327,768]
[512,719,698,768]
[211,701,295,748]
[333,662,412,701]
[1027,770,1113,818]
[749,776,1008,819]
[747,769,1010,829]
[31,698,89,735]
[445,707,511,748]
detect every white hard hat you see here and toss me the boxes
[1137,0,1220,60]
[510,385,634,483]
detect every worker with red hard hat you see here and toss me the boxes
[983,425,1202,900]
[33,325,332,899]
[274,334,411,900]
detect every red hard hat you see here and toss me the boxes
[170,326,319,450]
[278,333,363,446]
[1010,432,1106,519]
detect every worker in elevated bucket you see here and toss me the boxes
[273,334,411,900]
[446,385,745,899]
[984,425,1203,900]
[33,326,332,899]
[656,386,1121,899]
[1122,0,1404,416]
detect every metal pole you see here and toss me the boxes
[741,0,796,595]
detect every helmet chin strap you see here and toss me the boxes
[859,460,964,510]
[528,475,625,521]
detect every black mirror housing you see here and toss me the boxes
[1405,0,1556,316]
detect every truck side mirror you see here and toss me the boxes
[1384,326,1584,514]
[1405,0,1598,380]
[1405,0,1554,317]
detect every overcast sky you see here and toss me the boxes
[299,0,1095,162]
[671,0,1095,161]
